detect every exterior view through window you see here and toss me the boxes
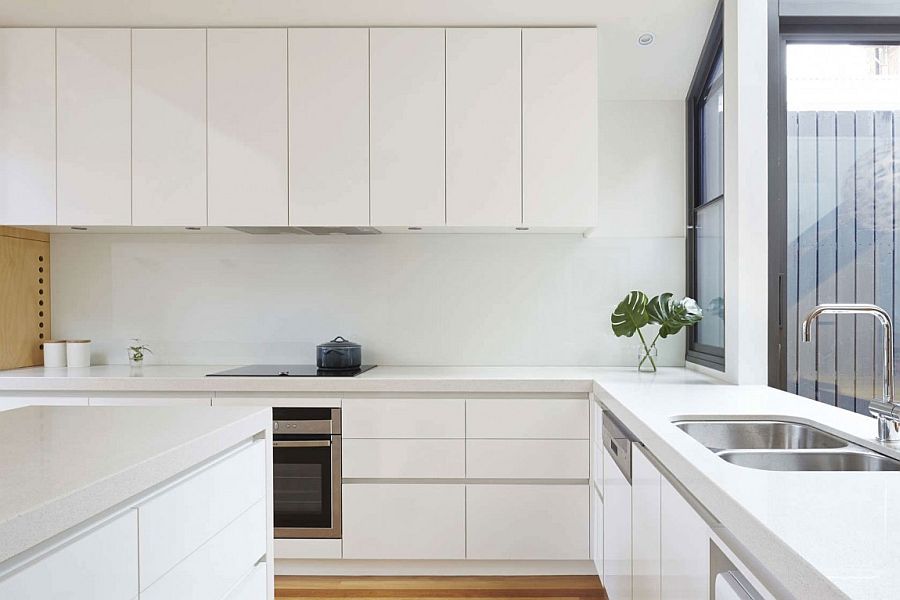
[785,43,900,414]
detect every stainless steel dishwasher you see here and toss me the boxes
[602,411,633,600]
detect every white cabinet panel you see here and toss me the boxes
[522,28,598,227]
[208,28,288,226]
[0,396,88,411]
[0,510,138,600]
[132,29,207,226]
[466,439,589,479]
[661,477,710,600]
[289,28,369,226]
[342,483,465,559]
[225,562,267,600]
[370,28,445,226]
[445,28,521,226]
[0,29,56,225]
[57,29,131,226]
[343,439,465,479]
[141,499,266,600]
[466,484,588,560]
[138,441,265,590]
[591,483,603,580]
[633,445,661,600]
[466,398,588,439]
[602,446,631,600]
[342,398,464,438]
[88,395,212,406]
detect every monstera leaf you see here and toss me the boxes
[611,291,650,338]
[648,293,703,338]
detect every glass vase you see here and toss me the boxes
[638,345,658,372]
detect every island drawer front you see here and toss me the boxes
[138,439,266,590]
[141,499,266,600]
[225,562,267,600]
[342,398,465,438]
[465,439,589,479]
[0,510,138,600]
[343,439,465,478]
[466,398,589,439]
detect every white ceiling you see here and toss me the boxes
[0,0,718,100]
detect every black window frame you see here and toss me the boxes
[686,0,726,371]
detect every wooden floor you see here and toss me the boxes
[275,576,608,600]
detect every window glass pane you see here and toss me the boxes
[785,43,900,415]
[695,201,725,348]
[700,80,724,204]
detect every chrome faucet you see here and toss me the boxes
[802,303,900,442]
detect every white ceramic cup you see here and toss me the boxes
[66,340,91,368]
[43,340,67,368]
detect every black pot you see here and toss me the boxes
[317,336,362,370]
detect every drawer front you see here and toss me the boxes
[466,398,589,439]
[591,397,603,446]
[342,483,465,559]
[592,440,603,491]
[344,439,465,478]
[138,440,265,590]
[0,510,138,600]
[466,439,589,479]
[466,484,589,560]
[141,499,266,600]
[224,562,267,600]
[342,398,465,438]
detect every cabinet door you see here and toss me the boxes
[342,483,465,559]
[633,446,661,600]
[466,398,588,439]
[0,29,56,225]
[208,28,288,226]
[342,397,465,438]
[57,29,131,226]
[661,478,710,599]
[445,28,521,226]
[343,439,465,479]
[132,29,206,226]
[591,482,603,580]
[466,484,589,560]
[522,28,598,227]
[370,28,445,227]
[602,446,631,599]
[289,28,369,226]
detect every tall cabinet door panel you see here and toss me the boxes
[208,28,288,226]
[0,29,56,225]
[633,445,662,600]
[132,29,207,226]
[660,478,710,600]
[289,28,369,226]
[445,28,521,226]
[602,446,631,600]
[522,28,598,227]
[57,29,131,226]
[370,28,445,227]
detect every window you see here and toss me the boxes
[686,1,725,371]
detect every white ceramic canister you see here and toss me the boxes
[66,340,91,368]
[43,340,67,368]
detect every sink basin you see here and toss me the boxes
[717,450,900,472]
[673,420,849,451]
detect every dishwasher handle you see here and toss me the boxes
[602,411,634,484]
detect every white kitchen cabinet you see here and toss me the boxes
[342,397,465,438]
[466,484,589,560]
[445,28,521,226]
[602,445,631,600]
[208,28,288,226]
[522,28,598,228]
[633,445,661,600]
[0,396,88,411]
[56,29,131,226]
[225,563,267,600]
[661,477,710,600]
[132,29,207,226]
[0,510,138,600]
[465,439,589,479]
[369,28,445,227]
[289,28,369,226]
[591,482,603,580]
[342,483,465,559]
[466,398,588,439]
[0,29,56,226]
[343,439,465,479]
[88,395,212,406]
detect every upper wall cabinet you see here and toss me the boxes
[57,29,132,226]
[289,28,369,227]
[0,29,56,226]
[208,29,288,226]
[445,29,522,227]
[522,28,598,228]
[132,29,207,227]
[370,28,445,227]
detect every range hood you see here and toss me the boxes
[228,226,381,235]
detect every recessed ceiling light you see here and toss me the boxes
[637,32,655,47]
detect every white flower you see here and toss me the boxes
[679,297,703,318]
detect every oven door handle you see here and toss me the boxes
[273,440,332,448]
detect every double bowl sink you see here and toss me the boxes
[673,420,900,471]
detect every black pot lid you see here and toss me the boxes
[318,336,360,349]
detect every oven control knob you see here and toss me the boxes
[273,422,279,430]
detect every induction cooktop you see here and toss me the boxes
[207,364,377,377]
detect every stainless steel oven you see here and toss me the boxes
[272,408,341,539]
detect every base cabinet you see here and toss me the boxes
[660,477,710,599]
[632,446,661,600]
[590,483,603,579]
[602,445,631,600]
